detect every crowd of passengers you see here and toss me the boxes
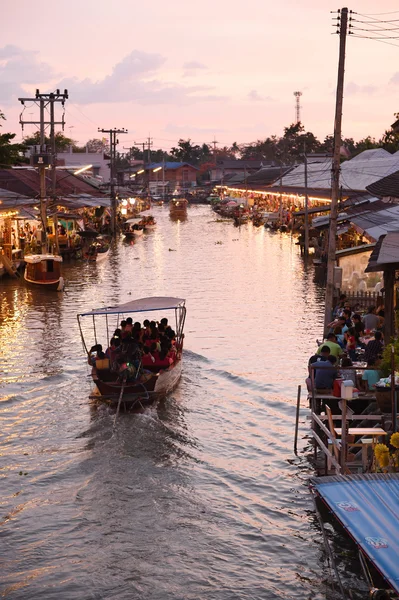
[88,317,180,381]
[307,295,385,395]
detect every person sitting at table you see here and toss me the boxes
[344,326,357,361]
[307,345,331,391]
[316,333,343,358]
[362,358,381,391]
[314,355,338,393]
[333,325,345,348]
[352,313,365,336]
[339,357,357,386]
[364,330,384,363]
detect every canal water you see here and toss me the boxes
[0,206,366,599]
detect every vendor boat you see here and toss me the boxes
[77,296,186,409]
[24,254,64,291]
[123,217,145,239]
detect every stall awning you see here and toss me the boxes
[312,474,399,595]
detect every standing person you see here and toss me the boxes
[363,306,380,331]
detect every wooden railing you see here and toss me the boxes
[335,290,384,310]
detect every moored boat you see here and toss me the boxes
[24,254,64,291]
[77,296,186,409]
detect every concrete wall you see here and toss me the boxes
[57,147,110,182]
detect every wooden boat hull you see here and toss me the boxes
[95,248,110,262]
[92,359,182,408]
[24,254,64,290]
[24,271,63,290]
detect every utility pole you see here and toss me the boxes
[146,136,153,163]
[324,7,349,334]
[304,142,309,257]
[98,127,128,235]
[19,89,68,254]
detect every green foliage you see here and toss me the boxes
[0,110,28,166]
[22,130,78,152]
[170,139,211,164]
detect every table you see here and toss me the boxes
[334,427,385,437]
[334,427,386,470]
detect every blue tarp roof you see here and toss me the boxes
[312,473,399,594]
[147,162,198,171]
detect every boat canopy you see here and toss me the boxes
[126,217,143,224]
[24,254,63,263]
[312,473,399,595]
[78,296,186,317]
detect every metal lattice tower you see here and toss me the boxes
[293,91,302,124]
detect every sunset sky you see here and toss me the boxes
[2,0,399,152]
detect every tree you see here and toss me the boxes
[86,138,109,153]
[0,110,28,166]
[170,139,211,164]
[380,113,399,153]
[22,130,78,152]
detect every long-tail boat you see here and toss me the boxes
[77,297,186,409]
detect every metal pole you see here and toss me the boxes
[391,345,397,433]
[304,142,309,257]
[340,397,347,470]
[39,99,47,253]
[294,385,301,455]
[324,7,348,335]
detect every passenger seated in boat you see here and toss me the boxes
[115,356,139,382]
[160,317,168,328]
[125,317,133,334]
[120,320,127,338]
[155,348,173,368]
[150,342,160,360]
[141,347,155,368]
[143,319,151,336]
[95,350,110,371]
[113,328,122,339]
[106,337,121,367]
[88,344,103,365]
[132,322,142,341]
[149,333,161,351]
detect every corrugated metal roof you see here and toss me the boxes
[272,150,399,193]
[312,473,399,595]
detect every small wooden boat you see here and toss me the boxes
[170,198,188,215]
[123,217,145,239]
[83,236,110,262]
[77,297,186,409]
[24,254,64,291]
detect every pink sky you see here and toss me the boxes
[1,0,399,152]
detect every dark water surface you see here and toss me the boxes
[0,206,364,599]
